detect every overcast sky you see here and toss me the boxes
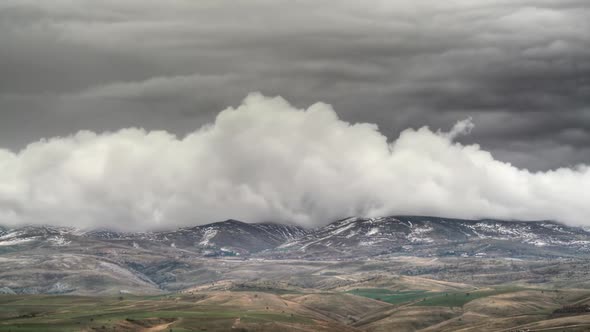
[0,1,589,229]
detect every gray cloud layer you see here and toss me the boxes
[1,0,589,171]
[0,94,589,231]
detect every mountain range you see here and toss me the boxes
[2,216,590,295]
[2,216,590,259]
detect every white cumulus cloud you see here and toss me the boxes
[0,93,589,230]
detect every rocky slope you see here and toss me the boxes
[276,216,590,258]
[85,219,308,255]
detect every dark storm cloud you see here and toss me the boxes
[0,0,589,170]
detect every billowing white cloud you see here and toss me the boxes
[0,93,588,230]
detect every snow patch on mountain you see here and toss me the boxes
[49,236,71,246]
[0,237,37,246]
[408,225,434,243]
[367,227,380,236]
[199,228,218,246]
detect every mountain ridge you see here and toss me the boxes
[1,216,589,258]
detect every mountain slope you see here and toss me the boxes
[84,219,308,255]
[2,216,590,259]
[277,216,590,258]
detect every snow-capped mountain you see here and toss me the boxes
[137,219,309,254]
[0,219,308,255]
[1,216,590,258]
[0,225,78,247]
[276,216,590,258]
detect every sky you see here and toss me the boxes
[0,0,589,230]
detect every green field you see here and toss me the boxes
[0,294,312,332]
[347,287,525,308]
[0,285,588,332]
[413,287,524,307]
[346,288,434,304]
